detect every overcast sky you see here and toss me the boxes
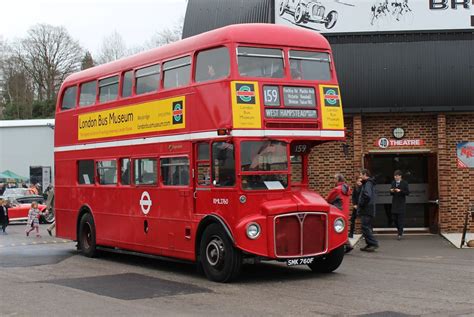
[0,0,187,55]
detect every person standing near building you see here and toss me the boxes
[326,173,353,253]
[358,169,379,252]
[390,170,410,240]
[349,177,362,238]
[0,198,9,234]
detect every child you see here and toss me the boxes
[26,202,42,237]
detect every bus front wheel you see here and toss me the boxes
[78,213,98,258]
[308,245,344,273]
[199,223,242,282]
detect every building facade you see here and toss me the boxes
[183,0,474,233]
[0,119,55,187]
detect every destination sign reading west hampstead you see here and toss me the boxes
[77,96,185,141]
[283,87,316,107]
[265,109,317,119]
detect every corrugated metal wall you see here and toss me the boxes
[328,32,474,113]
[183,0,474,113]
[182,0,274,39]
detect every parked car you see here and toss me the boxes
[6,199,51,223]
[279,0,338,29]
[0,188,44,204]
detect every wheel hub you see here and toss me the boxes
[206,237,225,267]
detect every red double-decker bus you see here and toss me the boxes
[54,24,347,282]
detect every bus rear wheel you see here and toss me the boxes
[78,213,98,257]
[308,245,344,273]
[199,223,242,282]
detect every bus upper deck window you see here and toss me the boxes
[79,81,97,107]
[195,47,230,82]
[163,56,191,89]
[122,71,133,97]
[61,86,77,110]
[237,47,284,78]
[289,50,331,81]
[136,64,160,95]
[99,75,119,103]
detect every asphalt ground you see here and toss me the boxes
[0,223,473,317]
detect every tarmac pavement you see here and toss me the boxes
[0,223,473,317]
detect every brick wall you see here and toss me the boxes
[308,113,474,233]
[309,117,355,197]
[443,114,474,232]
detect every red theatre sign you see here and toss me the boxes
[376,138,425,149]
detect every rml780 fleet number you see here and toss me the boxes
[286,257,315,266]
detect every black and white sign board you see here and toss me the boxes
[276,0,474,34]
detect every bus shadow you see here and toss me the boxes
[94,250,336,283]
[237,262,337,284]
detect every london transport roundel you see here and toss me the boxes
[140,191,152,215]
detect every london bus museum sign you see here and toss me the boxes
[276,0,473,34]
[78,96,185,140]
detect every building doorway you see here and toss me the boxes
[365,153,438,233]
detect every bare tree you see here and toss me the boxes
[146,17,184,49]
[15,24,83,102]
[1,53,35,119]
[97,31,127,64]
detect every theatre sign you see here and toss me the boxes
[275,0,473,34]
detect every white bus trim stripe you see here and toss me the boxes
[54,129,345,152]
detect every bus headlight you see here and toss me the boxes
[246,223,261,239]
[333,218,345,233]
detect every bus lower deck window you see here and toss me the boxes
[78,160,94,185]
[134,158,157,185]
[161,157,190,186]
[97,160,117,185]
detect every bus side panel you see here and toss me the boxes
[55,157,78,240]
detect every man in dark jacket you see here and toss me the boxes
[390,170,410,240]
[349,177,362,238]
[358,169,379,252]
[0,198,9,234]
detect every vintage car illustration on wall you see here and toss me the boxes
[278,0,339,29]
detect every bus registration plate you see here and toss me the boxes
[286,257,314,266]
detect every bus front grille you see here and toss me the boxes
[274,213,327,258]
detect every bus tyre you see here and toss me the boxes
[308,245,344,273]
[79,213,98,258]
[200,223,242,282]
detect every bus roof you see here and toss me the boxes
[64,23,331,85]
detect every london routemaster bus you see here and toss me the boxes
[54,24,347,282]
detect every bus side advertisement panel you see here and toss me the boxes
[230,81,262,129]
[319,85,344,130]
[77,96,185,141]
